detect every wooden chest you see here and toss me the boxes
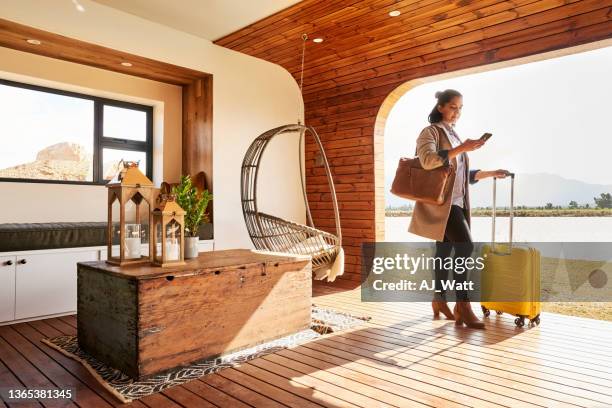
[77,249,312,379]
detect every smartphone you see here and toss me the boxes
[480,132,493,142]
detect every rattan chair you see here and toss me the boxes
[241,124,342,274]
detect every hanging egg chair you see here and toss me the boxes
[241,123,343,279]
[241,34,343,280]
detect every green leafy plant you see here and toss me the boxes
[171,175,213,237]
[594,193,612,209]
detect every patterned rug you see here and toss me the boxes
[41,305,369,403]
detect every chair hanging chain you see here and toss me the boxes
[298,33,307,125]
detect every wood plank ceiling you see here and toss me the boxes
[215,0,612,285]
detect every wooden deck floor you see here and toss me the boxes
[2,283,612,407]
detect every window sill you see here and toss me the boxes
[0,178,108,186]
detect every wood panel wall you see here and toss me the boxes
[216,0,612,286]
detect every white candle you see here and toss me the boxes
[125,237,141,259]
[155,243,162,262]
[165,241,179,261]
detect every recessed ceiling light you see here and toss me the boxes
[26,39,41,45]
[313,38,324,43]
[389,10,401,17]
[72,0,85,12]
[121,62,133,67]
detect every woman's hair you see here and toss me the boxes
[428,89,462,123]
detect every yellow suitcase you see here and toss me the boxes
[480,174,541,327]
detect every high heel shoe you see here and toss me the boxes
[454,301,485,329]
[432,300,455,320]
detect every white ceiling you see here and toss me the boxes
[91,0,303,41]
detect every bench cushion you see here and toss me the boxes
[0,222,107,252]
[0,222,214,252]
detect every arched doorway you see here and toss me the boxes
[373,39,612,242]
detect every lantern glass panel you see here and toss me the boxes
[110,197,121,258]
[138,198,151,257]
[124,224,142,259]
[154,221,163,263]
[123,198,140,255]
[165,220,181,262]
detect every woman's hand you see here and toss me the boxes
[460,138,486,152]
[491,169,511,178]
[473,169,512,181]
[448,138,485,160]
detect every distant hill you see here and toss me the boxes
[386,171,612,208]
[0,142,92,181]
[0,142,123,181]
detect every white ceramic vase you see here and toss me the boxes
[185,236,199,259]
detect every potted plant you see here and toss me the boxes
[171,175,213,259]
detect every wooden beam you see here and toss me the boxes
[0,18,210,86]
[182,77,214,219]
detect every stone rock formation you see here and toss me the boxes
[36,142,89,162]
[0,142,93,181]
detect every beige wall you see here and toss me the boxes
[0,47,182,224]
[0,0,306,249]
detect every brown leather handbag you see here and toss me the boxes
[390,152,455,205]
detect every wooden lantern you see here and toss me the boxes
[106,161,157,266]
[151,193,186,267]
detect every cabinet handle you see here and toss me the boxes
[4,260,12,266]
[18,259,27,265]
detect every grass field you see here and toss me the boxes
[539,257,612,321]
[386,208,612,217]
[541,302,612,321]
[363,249,612,321]
[384,211,611,323]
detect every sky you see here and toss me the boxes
[384,45,612,188]
[0,85,94,167]
[0,84,146,171]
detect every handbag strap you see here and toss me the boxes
[415,125,447,157]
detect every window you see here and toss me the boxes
[98,101,152,182]
[0,79,153,184]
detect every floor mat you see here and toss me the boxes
[41,305,369,403]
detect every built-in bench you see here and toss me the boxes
[0,222,214,325]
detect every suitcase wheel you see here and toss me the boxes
[529,315,541,326]
[496,310,503,315]
[514,317,526,327]
[481,306,490,317]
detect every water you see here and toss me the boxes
[386,216,612,261]
[386,216,612,242]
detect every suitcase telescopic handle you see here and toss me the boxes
[491,172,515,255]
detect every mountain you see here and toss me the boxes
[0,142,92,181]
[385,171,612,208]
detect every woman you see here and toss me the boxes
[408,89,509,329]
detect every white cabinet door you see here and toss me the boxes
[0,256,16,323]
[15,250,98,320]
